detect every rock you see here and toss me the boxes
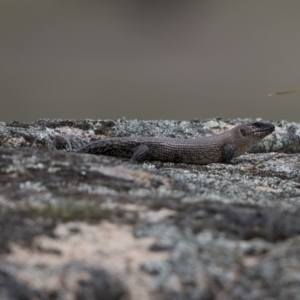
[0,118,300,299]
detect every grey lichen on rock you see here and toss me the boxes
[1,118,300,299]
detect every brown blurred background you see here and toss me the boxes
[1,0,300,122]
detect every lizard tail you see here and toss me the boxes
[76,141,107,155]
[76,139,135,158]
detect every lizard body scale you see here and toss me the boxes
[76,122,275,164]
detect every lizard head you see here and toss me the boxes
[239,121,275,142]
[231,121,275,157]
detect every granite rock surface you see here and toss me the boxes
[0,118,300,299]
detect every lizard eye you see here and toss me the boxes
[253,122,263,128]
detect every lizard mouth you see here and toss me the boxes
[242,122,275,137]
[252,122,275,136]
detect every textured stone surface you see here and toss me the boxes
[1,118,300,299]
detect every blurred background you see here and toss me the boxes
[1,0,300,122]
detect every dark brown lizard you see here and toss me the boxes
[76,121,275,164]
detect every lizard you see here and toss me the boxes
[76,121,275,164]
